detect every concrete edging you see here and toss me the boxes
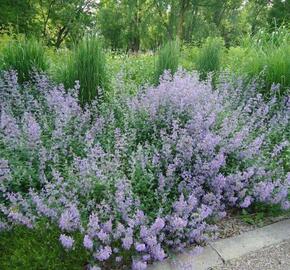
[149,219,290,270]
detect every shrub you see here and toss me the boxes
[0,28,18,56]
[1,38,47,83]
[180,44,199,71]
[154,40,179,84]
[0,71,289,269]
[107,52,155,96]
[196,37,224,80]
[223,46,247,71]
[60,37,108,105]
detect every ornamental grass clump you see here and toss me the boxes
[0,70,289,269]
[196,37,224,81]
[60,37,108,105]
[229,27,290,96]
[1,38,48,83]
[154,40,179,84]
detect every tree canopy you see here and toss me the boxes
[0,0,289,49]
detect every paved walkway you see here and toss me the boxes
[149,219,290,270]
[213,239,290,270]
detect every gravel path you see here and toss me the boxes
[213,239,290,270]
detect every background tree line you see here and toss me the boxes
[0,0,289,50]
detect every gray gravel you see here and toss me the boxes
[213,239,290,270]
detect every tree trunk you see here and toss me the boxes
[55,26,69,48]
[177,0,190,40]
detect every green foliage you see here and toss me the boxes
[46,47,71,80]
[223,46,247,71]
[107,52,155,96]
[0,145,41,193]
[0,0,36,34]
[35,0,98,48]
[154,40,180,84]
[97,0,167,52]
[59,37,109,105]
[0,0,289,51]
[226,28,290,95]
[0,221,88,270]
[268,0,290,28]
[260,44,290,93]
[247,28,290,93]
[97,1,125,50]
[196,36,224,80]
[0,28,20,54]
[131,162,160,220]
[242,26,290,49]
[240,203,290,226]
[266,126,290,173]
[1,38,48,82]
[180,44,199,71]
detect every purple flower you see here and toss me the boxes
[23,113,41,147]
[114,222,125,239]
[59,234,74,249]
[30,192,57,218]
[150,244,166,261]
[1,70,289,269]
[103,219,113,233]
[254,182,275,202]
[173,194,187,214]
[135,242,146,252]
[59,204,80,232]
[95,246,112,261]
[0,111,20,144]
[97,229,109,243]
[282,201,290,210]
[151,217,165,232]
[199,205,213,219]
[122,234,133,250]
[7,211,33,228]
[170,216,187,230]
[87,213,100,236]
[132,260,147,270]
[143,235,157,248]
[134,210,146,225]
[240,196,252,208]
[83,235,93,250]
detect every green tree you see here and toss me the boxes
[268,0,290,27]
[153,0,244,45]
[97,1,125,50]
[36,0,98,48]
[0,0,36,34]
[98,0,158,51]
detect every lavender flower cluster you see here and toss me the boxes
[0,70,289,269]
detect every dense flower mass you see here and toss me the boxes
[0,70,289,269]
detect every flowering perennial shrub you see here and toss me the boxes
[0,70,289,269]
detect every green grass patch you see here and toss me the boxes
[0,221,88,270]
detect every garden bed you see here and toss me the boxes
[0,70,289,270]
